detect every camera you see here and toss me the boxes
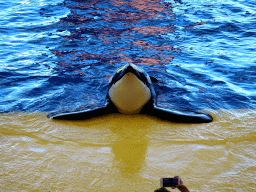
[160,177,180,187]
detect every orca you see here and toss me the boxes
[48,64,213,123]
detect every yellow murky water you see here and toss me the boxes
[1,110,255,191]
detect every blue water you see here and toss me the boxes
[1,0,256,114]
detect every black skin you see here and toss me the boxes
[48,64,213,123]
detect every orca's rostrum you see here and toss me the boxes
[48,64,213,123]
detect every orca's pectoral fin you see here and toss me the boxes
[148,106,213,123]
[48,104,117,120]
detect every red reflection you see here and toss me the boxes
[133,26,175,35]
[133,40,178,52]
[111,0,173,17]
[51,0,179,77]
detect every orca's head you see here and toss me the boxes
[108,64,155,114]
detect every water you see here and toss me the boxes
[1,0,255,113]
[1,0,256,191]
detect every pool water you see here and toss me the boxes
[1,0,256,191]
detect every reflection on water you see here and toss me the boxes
[53,0,179,77]
[1,111,255,191]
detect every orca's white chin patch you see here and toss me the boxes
[109,73,151,114]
